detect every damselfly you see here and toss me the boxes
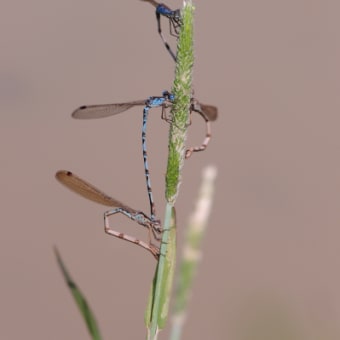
[56,170,161,259]
[141,0,181,61]
[72,91,174,222]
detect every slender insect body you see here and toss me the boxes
[142,106,156,220]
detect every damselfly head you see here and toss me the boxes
[162,90,175,102]
[173,9,181,20]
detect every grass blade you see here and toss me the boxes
[54,247,102,340]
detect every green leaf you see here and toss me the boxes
[54,247,102,340]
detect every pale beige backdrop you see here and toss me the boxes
[1,0,340,339]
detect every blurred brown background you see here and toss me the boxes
[1,0,340,339]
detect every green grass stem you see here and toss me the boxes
[145,2,195,339]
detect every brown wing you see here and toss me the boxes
[199,104,218,122]
[55,170,135,213]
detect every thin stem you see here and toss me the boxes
[170,166,217,340]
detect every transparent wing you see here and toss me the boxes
[71,100,146,119]
[55,170,135,213]
[140,0,159,8]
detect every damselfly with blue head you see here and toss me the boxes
[56,170,161,259]
[72,92,217,221]
[141,0,181,61]
[73,91,174,223]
